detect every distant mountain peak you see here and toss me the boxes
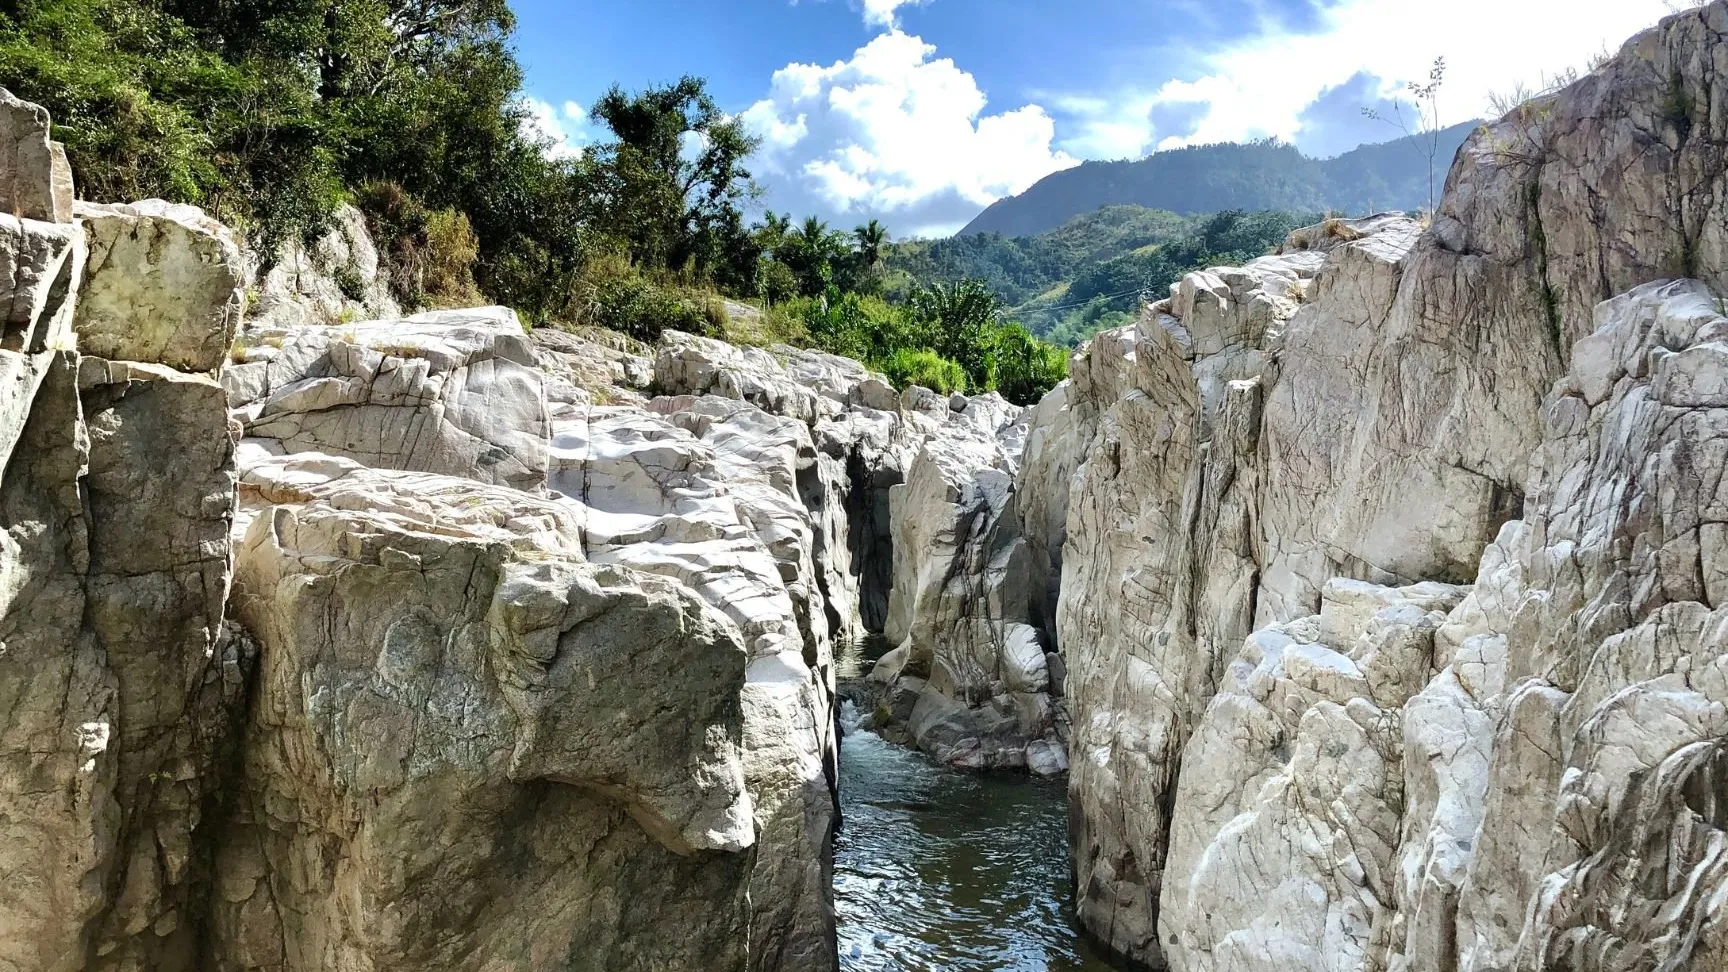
[958,122,1479,239]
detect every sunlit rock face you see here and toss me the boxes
[224,307,552,491]
[74,199,246,374]
[1049,223,1414,960]
[218,453,765,972]
[649,326,1071,775]
[0,101,245,971]
[224,321,851,972]
[0,86,848,972]
[546,393,843,971]
[7,1,1728,967]
[1037,4,1728,969]
[1153,277,1728,972]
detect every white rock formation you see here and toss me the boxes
[225,307,551,491]
[216,452,769,970]
[1030,5,1728,969]
[548,392,845,968]
[0,136,244,971]
[0,87,72,223]
[655,329,886,424]
[9,4,1728,966]
[877,395,1071,773]
[74,199,246,373]
[0,91,843,972]
[1161,579,1466,972]
[245,202,403,328]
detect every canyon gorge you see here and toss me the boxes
[4,3,1728,971]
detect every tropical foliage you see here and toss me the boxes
[0,0,1098,404]
[890,207,1319,347]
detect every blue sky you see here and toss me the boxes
[511,0,1680,237]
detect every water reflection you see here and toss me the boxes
[834,694,1119,972]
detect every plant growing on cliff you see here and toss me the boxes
[880,348,966,396]
[1362,57,1447,214]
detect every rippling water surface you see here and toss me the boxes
[834,698,1119,972]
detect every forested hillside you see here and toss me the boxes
[959,123,1478,238]
[889,207,1317,346]
[0,1,1393,396]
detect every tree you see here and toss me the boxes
[1362,56,1447,215]
[586,75,760,276]
[909,279,1004,389]
[854,219,889,268]
[992,323,1068,406]
[776,216,847,297]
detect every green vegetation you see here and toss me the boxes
[0,3,1480,406]
[778,281,1066,405]
[0,0,1070,403]
[880,349,967,395]
[892,208,1319,347]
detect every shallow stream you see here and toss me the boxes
[834,642,1118,972]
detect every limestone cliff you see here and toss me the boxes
[0,87,848,972]
[1004,4,1728,969]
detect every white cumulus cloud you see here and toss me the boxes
[519,96,592,160]
[743,31,1079,237]
[1049,0,1681,158]
[861,0,930,28]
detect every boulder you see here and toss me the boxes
[74,200,246,373]
[214,452,763,971]
[653,329,886,424]
[547,395,840,969]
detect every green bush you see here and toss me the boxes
[879,348,967,395]
[992,323,1069,406]
[422,209,482,309]
[757,298,816,347]
[355,182,482,311]
[567,257,713,342]
[803,291,909,363]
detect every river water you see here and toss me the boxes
[834,670,1120,971]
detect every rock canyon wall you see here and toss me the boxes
[1028,5,1728,969]
[0,83,1047,969]
[5,2,1728,970]
[0,88,857,972]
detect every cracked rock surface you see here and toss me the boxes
[1026,6,1728,969]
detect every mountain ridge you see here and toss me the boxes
[959,121,1480,238]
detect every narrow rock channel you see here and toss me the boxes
[835,641,1117,972]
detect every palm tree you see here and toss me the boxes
[799,215,830,245]
[853,219,889,268]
